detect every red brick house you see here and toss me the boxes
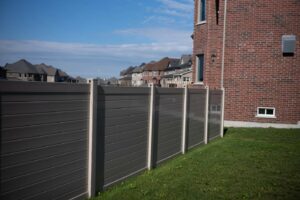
[142,57,179,86]
[192,0,300,128]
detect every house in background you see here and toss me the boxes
[142,57,180,86]
[119,66,135,86]
[57,69,69,82]
[131,63,146,87]
[75,76,87,84]
[5,59,46,81]
[35,63,58,82]
[161,55,192,88]
[4,59,74,83]
[192,0,300,127]
[161,69,192,88]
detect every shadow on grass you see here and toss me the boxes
[223,127,229,136]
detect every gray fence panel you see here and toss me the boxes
[154,88,183,164]
[0,81,89,200]
[208,90,222,140]
[187,89,206,148]
[97,87,149,188]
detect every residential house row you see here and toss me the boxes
[2,59,76,83]
[119,55,193,88]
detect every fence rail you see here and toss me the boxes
[0,81,224,200]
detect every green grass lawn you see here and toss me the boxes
[91,128,300,200]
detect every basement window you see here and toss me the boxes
[256,107,276,118]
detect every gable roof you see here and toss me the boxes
[57,69,68,77]
[5,59,41,74]
[35,63,57,76]
[144,57,180,71]
[120,66,135,76]
[132,64,145,73]
[180,54,192,65]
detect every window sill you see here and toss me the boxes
[255,115,276,119]
[194,82,204,85]
[196,21,206,25]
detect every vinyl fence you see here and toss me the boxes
[0,80,224,200]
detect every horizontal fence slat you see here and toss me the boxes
[26,178,86,200]
[2,149,87,181]
[2,129,87,155]
[1,140,87,167]
[2,110,88,129]
[104,156,146,184]
[1,100,88,116]
[1,119,88,142]
[1,168,86,200]
[0,81,89,93]
[105,127,148,144]
[104,142,147,161]
[1,159,86,195]
[99,86,149,95]
[1,94,88,102]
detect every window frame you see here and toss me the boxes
[256,107,276,118]
[197,0,206,24]
[195,54,204,84]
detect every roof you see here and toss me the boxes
[180,55,192,65]
[173,69,192,76]
[132,65,144,73]
[144,57,179,71]
[57,69,68,77]
[5,59,40,74]
[75,76,87,83]
[161,74,174,78]
[164,60,192,72]
[35,63,57,76]
[120,66,136,76]
[119,76,132,81]
[162,69,192,78]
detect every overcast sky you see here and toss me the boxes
[0,0,194,78]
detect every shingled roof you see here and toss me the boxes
[35,63,57,76]
[120,66,135,76]
[57,69,68,77]
[144,57,180,71]
[5,59,41,74]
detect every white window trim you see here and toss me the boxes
[197,0,206,24]
[196,21,207,26]
[256,107,276,118]
[195,55,204,84]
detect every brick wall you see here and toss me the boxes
[193,0,300,124]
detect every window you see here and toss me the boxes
[210,104,221,114]
[183,77,190,82]
[198,0,206,23]
[196,54,204,82]
[215,0,220,24]
[256,107,276,118]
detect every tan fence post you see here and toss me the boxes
[220,87,225,138]
[88,79,97,197]
[147,83,155,170]
[181,85,188,154]
[204,86,209,144]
